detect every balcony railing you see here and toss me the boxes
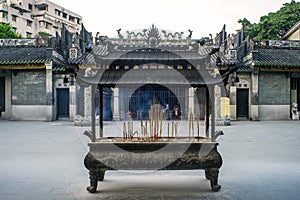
[34,0,48,8]
[0,38,51,47]
[0,3,8,11]
[253,40,300,49]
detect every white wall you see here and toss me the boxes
[11,105,53,121]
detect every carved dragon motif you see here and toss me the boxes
[161,30,184,39]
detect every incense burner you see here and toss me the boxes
[84,137,222,192]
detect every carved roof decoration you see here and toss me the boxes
[94,24,208,52]
[145,24,161,48]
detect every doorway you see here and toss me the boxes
[128,84,180,120]
[297,79,300,111]
[56,88,69,119]
[237,89,249,119]
[0,77,5,114]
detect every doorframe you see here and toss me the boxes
[56,88,70,120]
[236,88,249,119]
[0,76,5,116]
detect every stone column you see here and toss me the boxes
[215,85,221,120]
[230,86,237,120]
[250,68,259,120]
[45,62,53,121]
[188,87,195,115]
[113,87,120,121]
[69,84,76,121]
[84,85,92,120]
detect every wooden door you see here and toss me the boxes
[237,89,249,119]
[57,88,69,118]
[0,77,5,112]
[297,79,300,111]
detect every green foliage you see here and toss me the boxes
[238,0,300,40]
[0,23,22,38]
[36,31,53,38]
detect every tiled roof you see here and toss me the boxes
[69,45,235,67]
[253,48,300,67]
[0,47,52,65]
[237,66,252,73]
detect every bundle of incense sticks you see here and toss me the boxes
[167,122,170,138]
[197,115,200,140]
[123,122,127,139]
[191,114,194,138]
[172,121,174,138]
[127,121,133,140]
[175,122,178,138]
[148,103,163,140]
[188,112,192,139]
[159,111,162,138]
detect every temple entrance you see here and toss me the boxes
[128,84,181,120]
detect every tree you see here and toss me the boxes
[238,0,300,40]
[36,31,53,38]
[0,23,22,38]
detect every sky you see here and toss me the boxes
[53,0,296,38]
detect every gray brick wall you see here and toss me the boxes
[12,70,46,105]
[258,72,290,105]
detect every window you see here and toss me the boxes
[62,12,67,19]
[69,15,75,22]
[36,5,48,11]
[28,3,32,11]
[12,27,17,33]
[55,9,61,16]
[45,22,52,29]
[77,18,80,25]
[1,11,8,19]
[12,15,17,22]
[27,20,32,27]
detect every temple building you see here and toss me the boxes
[227,23,300,120]
[0,25,92,120]
[69,25,235,125]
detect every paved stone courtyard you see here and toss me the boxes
[0,120,299,200]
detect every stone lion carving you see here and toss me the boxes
[291,102,299,120]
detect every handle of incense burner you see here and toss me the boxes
[212,130,224,142]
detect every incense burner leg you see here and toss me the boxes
[98,169,106,181]
[87,170,98,193]
[86,169,106,193]
[205,168,221,191]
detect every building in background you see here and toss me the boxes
[282,20,300,40]
[226,23,300,121]
[0,24,92,121]
[0,0,82,37]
